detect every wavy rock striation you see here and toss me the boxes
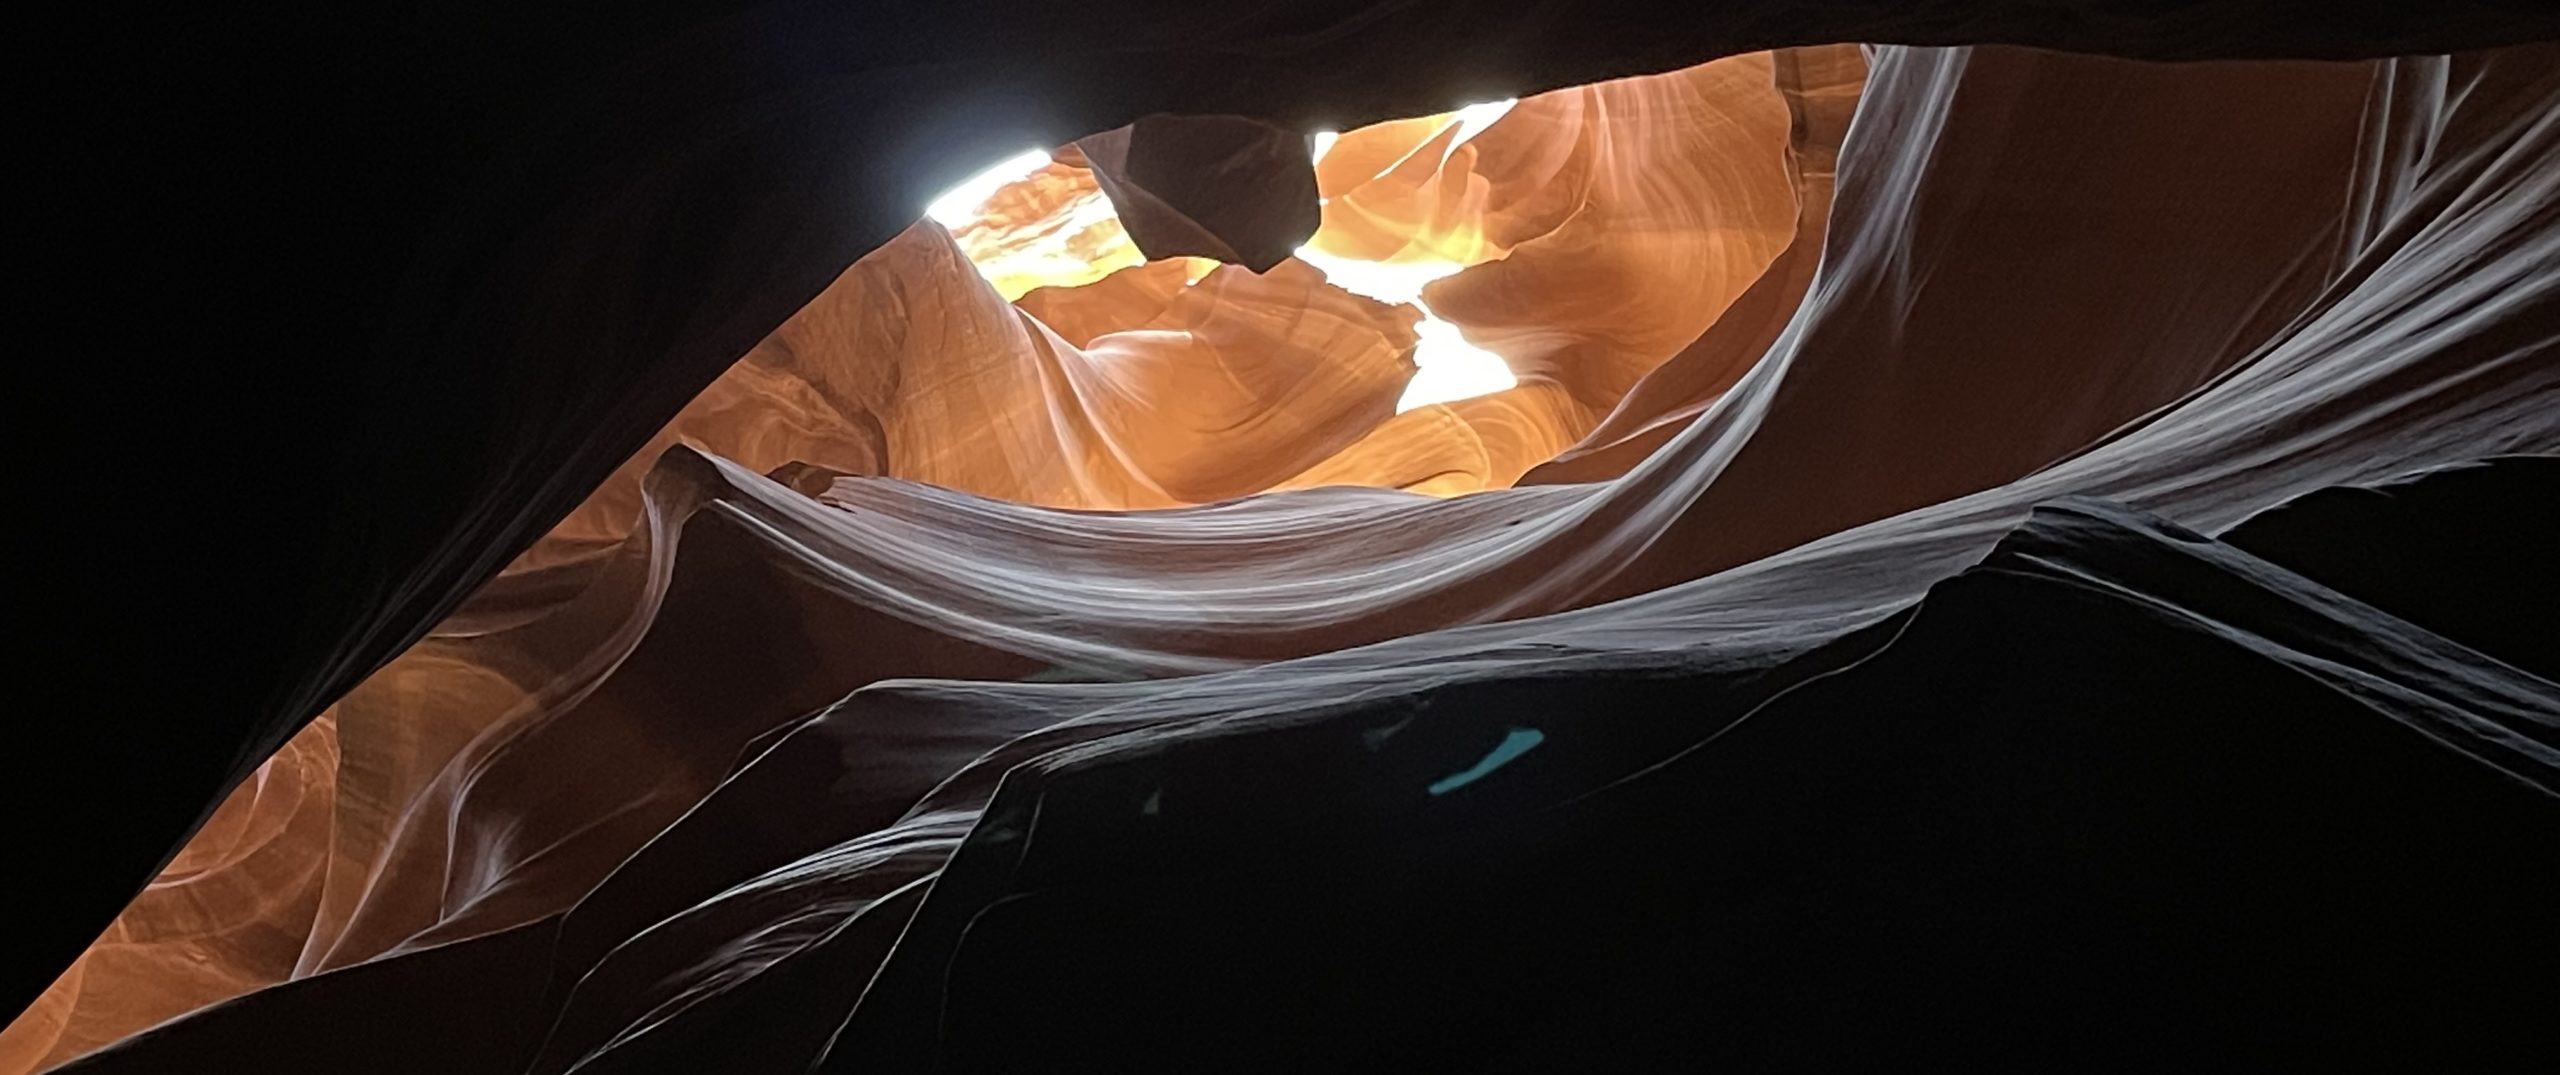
[14,14,2558,1074]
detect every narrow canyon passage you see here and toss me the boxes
[12,9,2557,1072]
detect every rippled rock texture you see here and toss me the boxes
[14,4,2559,1071]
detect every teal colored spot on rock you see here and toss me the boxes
[1428,727,1546,796]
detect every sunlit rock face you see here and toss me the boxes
[492,46,1829,574]
[13,29,2559,1074]
[931,147,1145,301]
[13,52,1834,1067]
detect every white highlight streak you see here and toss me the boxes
[926,148,1054,227]
[1436,98,1517,167]
[1293,244,1516,412]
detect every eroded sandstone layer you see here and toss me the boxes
[13,7,2557,1072]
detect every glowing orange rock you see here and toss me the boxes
[4,51,1831,1065]
[940,148,1146,301]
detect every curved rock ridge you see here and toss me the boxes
[15,36,2559,1073]
[516,47,1836,567]
[43,0,2560,1040]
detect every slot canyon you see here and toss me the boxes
[12,2,2558,1070]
